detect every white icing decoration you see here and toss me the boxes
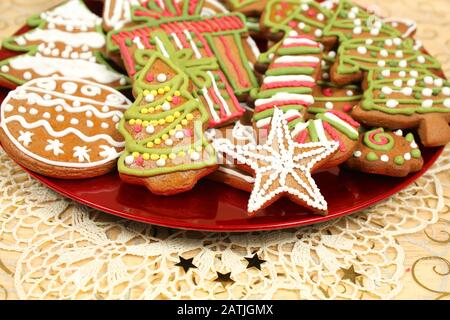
[394,130,403,136]
[274,55,320,64]
[386,100,399,108]
[146,125,155,134]
[380,155,389,162]
[353,150,362,158]
[45,139,64,156]
[404,152,411,161]
[156,158,166,167]
[23,29,105,48]
[73,145,91,162]
[18,131,33,147]
[125,155,135,165]
[422,99,433,108]
[422,88,433,97]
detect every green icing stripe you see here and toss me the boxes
[288,117,303,130]
[266,67,315,76]
[277,46,321,55]
[308,120,319,142]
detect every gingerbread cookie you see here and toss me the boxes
[0,77,131,179]
[322,0,401,45]
[213,107,339,215]
[345,128,424,177]
[107,13,259,99]
[260,0,335,47]
[331,37,441,86]
[103,0,230,31]
[0,0,129,90]
[206,119,256,192]
[117,51,218,195]
[352,68,450,147]
[224,0,267,17]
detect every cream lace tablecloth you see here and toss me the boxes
[0,0,449,300]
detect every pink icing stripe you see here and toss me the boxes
[328,110,360,128]
[295,130,308,143]
[288,35,316,40]
[255,99,311,112]
[270,62,319,68]
[368,129,388,145]
[261,81,316,89]
[281,43,320,48]
[323,121,345,152]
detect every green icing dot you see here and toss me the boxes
[274,15,282,22]
[196,41,203,48]
[405,133,414,142]
[213,104,220,110]
[275,4,282,10]
[432,88,440,96]
[214,74,220,81]
[394,155,405,165]
[222,93,230,99]
[125,38,132,47]
[414,92,421,99]
[197,89,203,96]
[388,60,398,67]
[379,93,386,99]
[346,32,353,39]
[303,25,311,32]
[218,83,226,89]
[411,149,421,158]
[366,152,378,161]
[339,12,347,18]
[371,52,377,58]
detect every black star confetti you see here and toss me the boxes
[340,265,362,284]
[245,253,266,270]
[214,272,234,287]
[175,257,197,273]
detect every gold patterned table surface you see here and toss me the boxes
[0,0,449,300]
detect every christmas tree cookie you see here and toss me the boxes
[224,0,268,17]
[352,68,450,147]
[322,0,401,44]
[331,37,441,85]
[260,0,335,46]
[345,128,424,177]
[117,51,218,195]
[0,0,128,90]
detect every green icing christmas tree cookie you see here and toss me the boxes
[118,51,218,195]
[352,68,450,147]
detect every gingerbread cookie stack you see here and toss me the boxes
[0,0,447,216]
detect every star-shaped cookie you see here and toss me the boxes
[213,108,339,214]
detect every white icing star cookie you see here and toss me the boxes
[213,108,339,214]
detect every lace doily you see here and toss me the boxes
[0,145,448,300]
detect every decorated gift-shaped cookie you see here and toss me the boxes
[107,12,259,102]
[352,68,450,147]
[213,107,339,215]
[0,77,131,179]
[117,51,218,195]
[0,0,128,90]
[345,128,424,177]
[103,0,230,31]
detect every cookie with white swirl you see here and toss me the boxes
[345,128,424,177]
[0,77,131,179]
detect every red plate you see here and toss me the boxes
[0,2,445,231]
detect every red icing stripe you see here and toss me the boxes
[288,35,316,40]
[328,110,360,127]
[261,81,316,89]
[218,35,249,88]
[295,130,308,143]
[323,121,345,152]
[286,115,301,123]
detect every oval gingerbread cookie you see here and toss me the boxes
[0,77,131,179]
